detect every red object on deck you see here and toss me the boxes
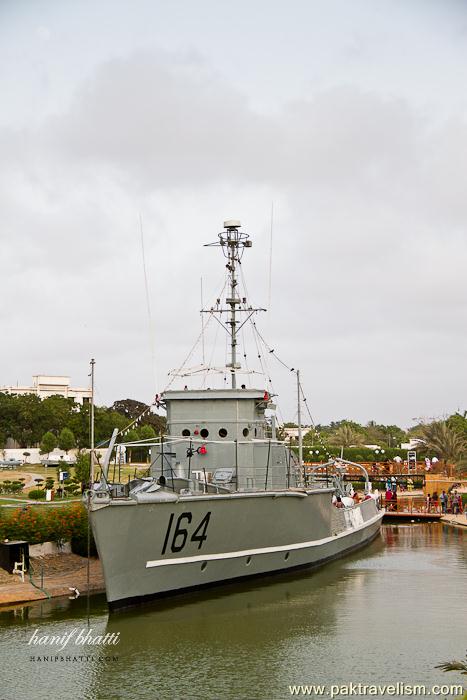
[198,445,207,455]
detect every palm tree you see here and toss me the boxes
[333,425,363,448]
[419,421,467,475]
[436,654,467,700]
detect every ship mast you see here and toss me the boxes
[204,220,262,389]
[226,221,241,388]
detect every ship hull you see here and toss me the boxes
[89,489,383,610]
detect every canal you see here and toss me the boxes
[0,523,465,699]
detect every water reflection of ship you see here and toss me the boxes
[83,537,385,699]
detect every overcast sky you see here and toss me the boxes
[1,0,466,428]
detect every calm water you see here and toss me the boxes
[0,524,465,700]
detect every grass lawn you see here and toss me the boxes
[0,500,82,513]
[0,463,151,504]
[0,498,28,505]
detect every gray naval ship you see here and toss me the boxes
[88,220,383,609]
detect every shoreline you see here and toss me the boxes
[0,553,105,607]
[440,513,467,528]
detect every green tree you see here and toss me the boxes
[363,421,389,446]
[447,412,467,439]
[58,427,76,453]
[38,395,75,438]
[68,404,129,449]
[382,425,407,448]
[0,393,17,445]
[74,451,91,486]
[332,425,364,448]
[39,431,57,457]
[123,429,140,463]
[111,398,166,433]
[418,421,467,474]
[139,424,156,463]
[139,425,156,440]
[15,394,43,446]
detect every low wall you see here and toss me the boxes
[29,541,72,556]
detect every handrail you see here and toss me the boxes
[119,436,289,447]
[307,458,370,492]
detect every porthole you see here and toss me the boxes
[182,429,191,437]
[284,552,290,561]
[219,428,228,438]
[201,561,207,572]
[243,428,249,437]
[246,556,252,566]
[200,428,209,438]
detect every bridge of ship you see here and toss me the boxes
[149,388,298,492]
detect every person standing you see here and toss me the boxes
[440,490,448,514]
[426,493,432,513]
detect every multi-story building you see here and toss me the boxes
[1,375,91,404]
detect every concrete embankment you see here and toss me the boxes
[440,513,467,528]
[0,553,104,607]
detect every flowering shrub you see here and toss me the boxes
[0,503,96,553]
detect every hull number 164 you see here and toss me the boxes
[161,512,211,554]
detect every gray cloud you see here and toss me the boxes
[1,37,466,426]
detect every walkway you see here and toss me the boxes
[440,513,467,528]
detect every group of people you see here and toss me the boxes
[427,490,463,515]
[384,477,398,507]
[333,490,373,509]
[332,479,465,517]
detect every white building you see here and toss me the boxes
[1,375,91,405]
[283,427,312,441]
[401,439,425,450]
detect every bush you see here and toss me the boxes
[0,480,25,495]
[64,484,81,496]
[28,489,46,500]
[0,503,97,551]
[71,530,97,557]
